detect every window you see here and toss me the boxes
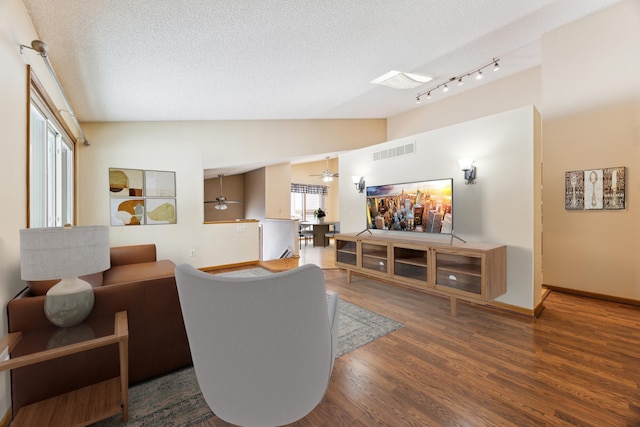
[28,67,76,227]
[290,183,327,221]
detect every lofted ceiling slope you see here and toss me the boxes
[22,0,622,124]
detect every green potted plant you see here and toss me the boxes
[314,208,326,222]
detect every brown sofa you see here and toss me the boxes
[6,244,192,416]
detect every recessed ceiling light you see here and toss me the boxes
[370,70,432,89]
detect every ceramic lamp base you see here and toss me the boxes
[44,277,95,327]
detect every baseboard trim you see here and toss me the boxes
[0,408,11,427]
[487,300,539,318]
[543,285,640,307]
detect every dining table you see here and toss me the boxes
[300,220,339,247]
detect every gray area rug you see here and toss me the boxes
[214,267,274,278]
[93,284,402,426]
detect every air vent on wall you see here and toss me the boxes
[373,142,416,162]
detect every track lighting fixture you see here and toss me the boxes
[414,58,500,104]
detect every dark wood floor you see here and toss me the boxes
[199,268,640,427]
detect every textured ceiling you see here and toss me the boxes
[22,0,622,123]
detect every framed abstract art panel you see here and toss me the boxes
[145,198,177,224]
[145,170,176,197]
[109,168,144,197]
[111,198,145,226]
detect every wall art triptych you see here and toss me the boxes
[565,166,625,211]
[109,168,177,226]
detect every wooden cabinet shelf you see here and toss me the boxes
[361,241,389,275]
[392,245,428,285]
[336,239,357,267]
[335,233,506,315]
[0,311,129,427]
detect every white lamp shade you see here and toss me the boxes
[458,158,474,171]
[351,176,361,184]
[20,225,110,281]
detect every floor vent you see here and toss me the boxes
[373,142,415,162]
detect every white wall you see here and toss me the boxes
[0,0,86,416]
[541,0,640,299]
[339,106,540,310]
[245,168,267,220]
[78,119,385,268]
[265,163,291,219]
[541,0,640,119]
[261,219,297,260]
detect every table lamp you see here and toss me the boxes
[20,225,110,327]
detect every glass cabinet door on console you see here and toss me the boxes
[360,240,389,276]
[392,245,429,287]
[434,251,483,297]
[335,238,357,267]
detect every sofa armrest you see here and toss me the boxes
[7,289,49,333]
[110,244,157,267]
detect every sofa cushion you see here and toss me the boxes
[102,259,175,286]
[110,244,157,267]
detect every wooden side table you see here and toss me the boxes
[0,311,129,426]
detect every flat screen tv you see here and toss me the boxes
[366,178,453,234]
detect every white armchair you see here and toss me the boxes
[175,263,339,427]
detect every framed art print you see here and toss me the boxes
[110,198,145,226]
[565,170,584,210]
[109,168,143,197]
[603,166,625,210]
[145,198,177,224]
[110,168,177,225]
[583,169,603,210]
[145,170,176,197]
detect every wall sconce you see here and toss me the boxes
[351,176,365,193]
[458,158,476,184]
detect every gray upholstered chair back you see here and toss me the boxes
[175,263,339,427]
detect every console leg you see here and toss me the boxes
[450,296,458,316]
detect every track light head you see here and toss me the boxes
[476,71,483,80]
[20,39,49,57]
[457,78,464,86]
[494,60,500,71]
[443,84,448,92]
[30,40,48,56]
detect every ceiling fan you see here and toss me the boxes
[310,157,339,182]
[204,174,242,210]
